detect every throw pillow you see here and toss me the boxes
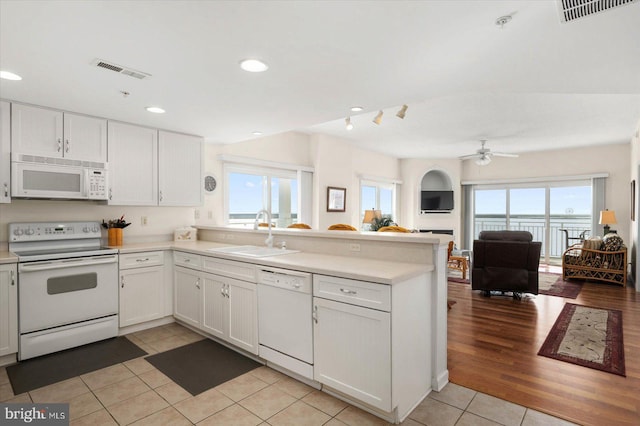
[602,233,623,251]
[582,238,602,251]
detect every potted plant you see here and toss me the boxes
[369,215,396,231]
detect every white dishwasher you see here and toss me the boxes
[257,266,313,379]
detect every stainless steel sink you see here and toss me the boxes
[207,245,300,258]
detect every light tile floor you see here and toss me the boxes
[0,323,578,426]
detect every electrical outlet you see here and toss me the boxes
[141,216,148,226]
[194,209,200,219]
[349,243,361,252]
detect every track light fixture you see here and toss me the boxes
[372,110,383,125]
[396,104,408,119]
[345,117,353,131]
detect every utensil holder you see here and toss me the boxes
[108,228,123,246]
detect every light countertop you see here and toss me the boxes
[0,251,18,265]
[113,240,433,285]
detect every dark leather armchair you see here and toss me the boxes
[472,231,542,298]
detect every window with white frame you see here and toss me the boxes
[360,177,399,230]
[224,160,312,228]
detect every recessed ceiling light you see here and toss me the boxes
[240,59,269,73]
[0,71,22,81]
[146,106,165,114]
[252,131,263,136]
[350,106,363,112]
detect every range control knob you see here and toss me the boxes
[26,228,35,235]
[13,228,23,236]
[92,226,99,233]
[83,227,90,233]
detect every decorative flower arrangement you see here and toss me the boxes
[101,215,131,229]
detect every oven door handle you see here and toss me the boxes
[19,255,118,272]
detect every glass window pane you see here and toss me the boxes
[361,185,376,213]
[380,188,393,216]
[550,185,592,254]
[474,189,506,237]
[509,188,545,244]
[229,172,264,227]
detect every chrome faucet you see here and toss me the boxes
[254,209,274,248]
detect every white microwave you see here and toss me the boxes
[11,154,108,200]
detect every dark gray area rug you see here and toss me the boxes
[7,336,146,394]
[145,339,262,396]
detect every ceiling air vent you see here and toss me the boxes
[557,0,638,22]
[91,59,151,80]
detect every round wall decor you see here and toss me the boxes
[204,174,217,194]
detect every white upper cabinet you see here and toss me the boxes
[63,113,107,162]
[107,122,158,205]
[0,101,10,203]
[11,103,107,163]
[158,130,203,206]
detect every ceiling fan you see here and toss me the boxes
[459,140,519,166]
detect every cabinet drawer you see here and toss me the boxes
[119,251,164,269]
[313,275,391,312]
[202,256,257,283]
[174,251,202,269]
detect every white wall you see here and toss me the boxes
[0,200,195,245]
[461,142,631,242]
[399,158,462,241]
[198,131,401,231]
[629,119,640,290]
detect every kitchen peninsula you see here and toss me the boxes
[172,226,448,423]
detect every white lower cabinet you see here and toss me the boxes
[174,266,201,328]
[174,252,258,354]
[313,281,391,411]
[0,264,18,357]
[119,252,165,327]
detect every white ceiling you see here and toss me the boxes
[1,1,639,159]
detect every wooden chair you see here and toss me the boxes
[328,224,357,231]
[447,240,469,280]
[287,223,311,229]
[377,226,410,233]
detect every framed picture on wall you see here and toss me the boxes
[327,187,346,212]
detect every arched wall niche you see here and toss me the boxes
[420,169,452,191]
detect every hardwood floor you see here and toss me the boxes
[447,276,640,426]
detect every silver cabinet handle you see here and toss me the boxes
[57,138,62,152]
[11,270,15,286]
[340,288,357,295]
[121,275,125,288]
[313,305,318,323]
[109,187,112,200]
[65,139,70,153]
[159,190,163,202]
[136,258,150,263]
[196,277,201,289]
[3,183,8,197]
[224,284,229,298]
[220,284,225,297]
[184,258,191,262]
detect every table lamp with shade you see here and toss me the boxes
[362,209,382,230]
[599,209,617,235]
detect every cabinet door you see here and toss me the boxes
[119,266,164,327]
[107,122,158,205]
[63,113,107,163]
[11,104,63,158]
[313,297,391,411]
[158,131,202,206]
[0,264,18,356]
[174,267,201,328]
[227,278,258,355]
[201,273,226,340]
[0,101,10,203]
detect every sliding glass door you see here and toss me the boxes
[473,181,592,263]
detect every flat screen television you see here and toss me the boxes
[421,190,454,212]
